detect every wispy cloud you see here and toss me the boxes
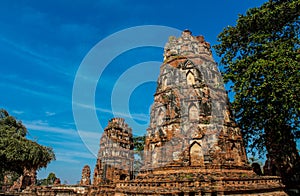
[24,120,78,137]
[0,79,69,103]
[54,156,81,164]
[23,120,97,163]
[12,110,24,115]
[73,102,149,122]
[0,36,54,63]
[45,111,56,116]
[56,150,95,160]
[53,147,96,163]
[0,35,75,79]
[0,73,64,92]
[40,140,84,149]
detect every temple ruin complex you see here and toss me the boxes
[7,30,287,196]
[89,30,286,195]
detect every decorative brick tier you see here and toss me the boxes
[114,167,285,195]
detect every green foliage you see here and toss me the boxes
[214,0,300,186]
[46,172,57,184]
[132,135,145,174]
[133,135,145,153]
[214,0,299,154]
[36,172,57,186]
[0,109,55,182]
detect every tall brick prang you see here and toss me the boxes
[144,29,247,170]
[93,118,134,185]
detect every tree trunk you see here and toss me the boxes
[265,124,300,188]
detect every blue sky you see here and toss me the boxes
[0,0,268,184]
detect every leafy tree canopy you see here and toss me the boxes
[36,172,57,186]
[133,135,145,153]
[132,135,145,175]
[0,109,55,180]
[214,0,300,186]
[214,0,299,154]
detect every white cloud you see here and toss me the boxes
[0,35,75,79]
[23,120,97,163]
[0,80,68,103]
[24,120,78,137]
[54,156,81,164]
[0,36,52,63]
[40,140,84,149]
[73,102,149,122]
[45,111,56,116]
[56,150,95,160]
[12,110,24,115]
[53,150,95,164]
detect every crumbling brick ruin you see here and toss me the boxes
[93,118,134,186]
[7,168,36,192]
[80,165,91,186]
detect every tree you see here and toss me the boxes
[214,0,300,187]
[132,135,145,176]
[133,135,145,158]
[36,172,57,186]
[0,109,55,184]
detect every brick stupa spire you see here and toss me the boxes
[93,118,134,186]
[143,29,247,169]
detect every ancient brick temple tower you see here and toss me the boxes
[80,165,91,186]
[91,30,286,195]
[143,29,247,169]
[93,118,134,185]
